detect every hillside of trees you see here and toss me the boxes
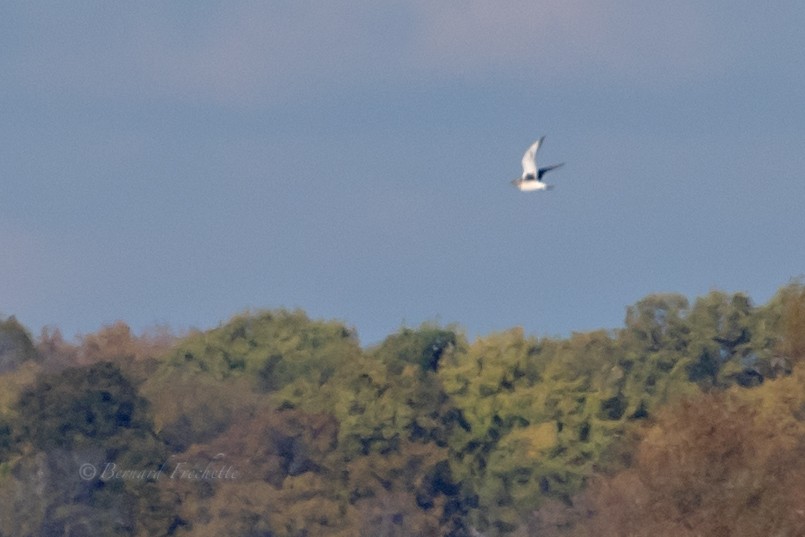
[1,282,804,536]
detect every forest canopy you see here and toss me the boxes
[1,282,804,536]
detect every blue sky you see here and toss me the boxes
[2,2,804,345]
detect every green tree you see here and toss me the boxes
[0,315,39,373]
[16,362,154,451]
[142,310,363,449]
[2,362,173,536]
[438,328,612,534]
[557,371,805,537]
[343,326,467,536]
[154,309,358,386]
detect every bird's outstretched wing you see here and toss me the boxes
[538,162,565,179]
[521,136,544,177]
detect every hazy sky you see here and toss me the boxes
[3,2,804,345]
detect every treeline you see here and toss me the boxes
[0,283,804,536]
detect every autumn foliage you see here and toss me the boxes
[553,381,805,536]
[0,282,804,536]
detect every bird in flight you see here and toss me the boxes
[511,136,564,191]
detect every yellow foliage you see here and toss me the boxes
[0,362,41,414]
[502,422,558,458]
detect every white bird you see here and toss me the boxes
[511,136,564,191]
